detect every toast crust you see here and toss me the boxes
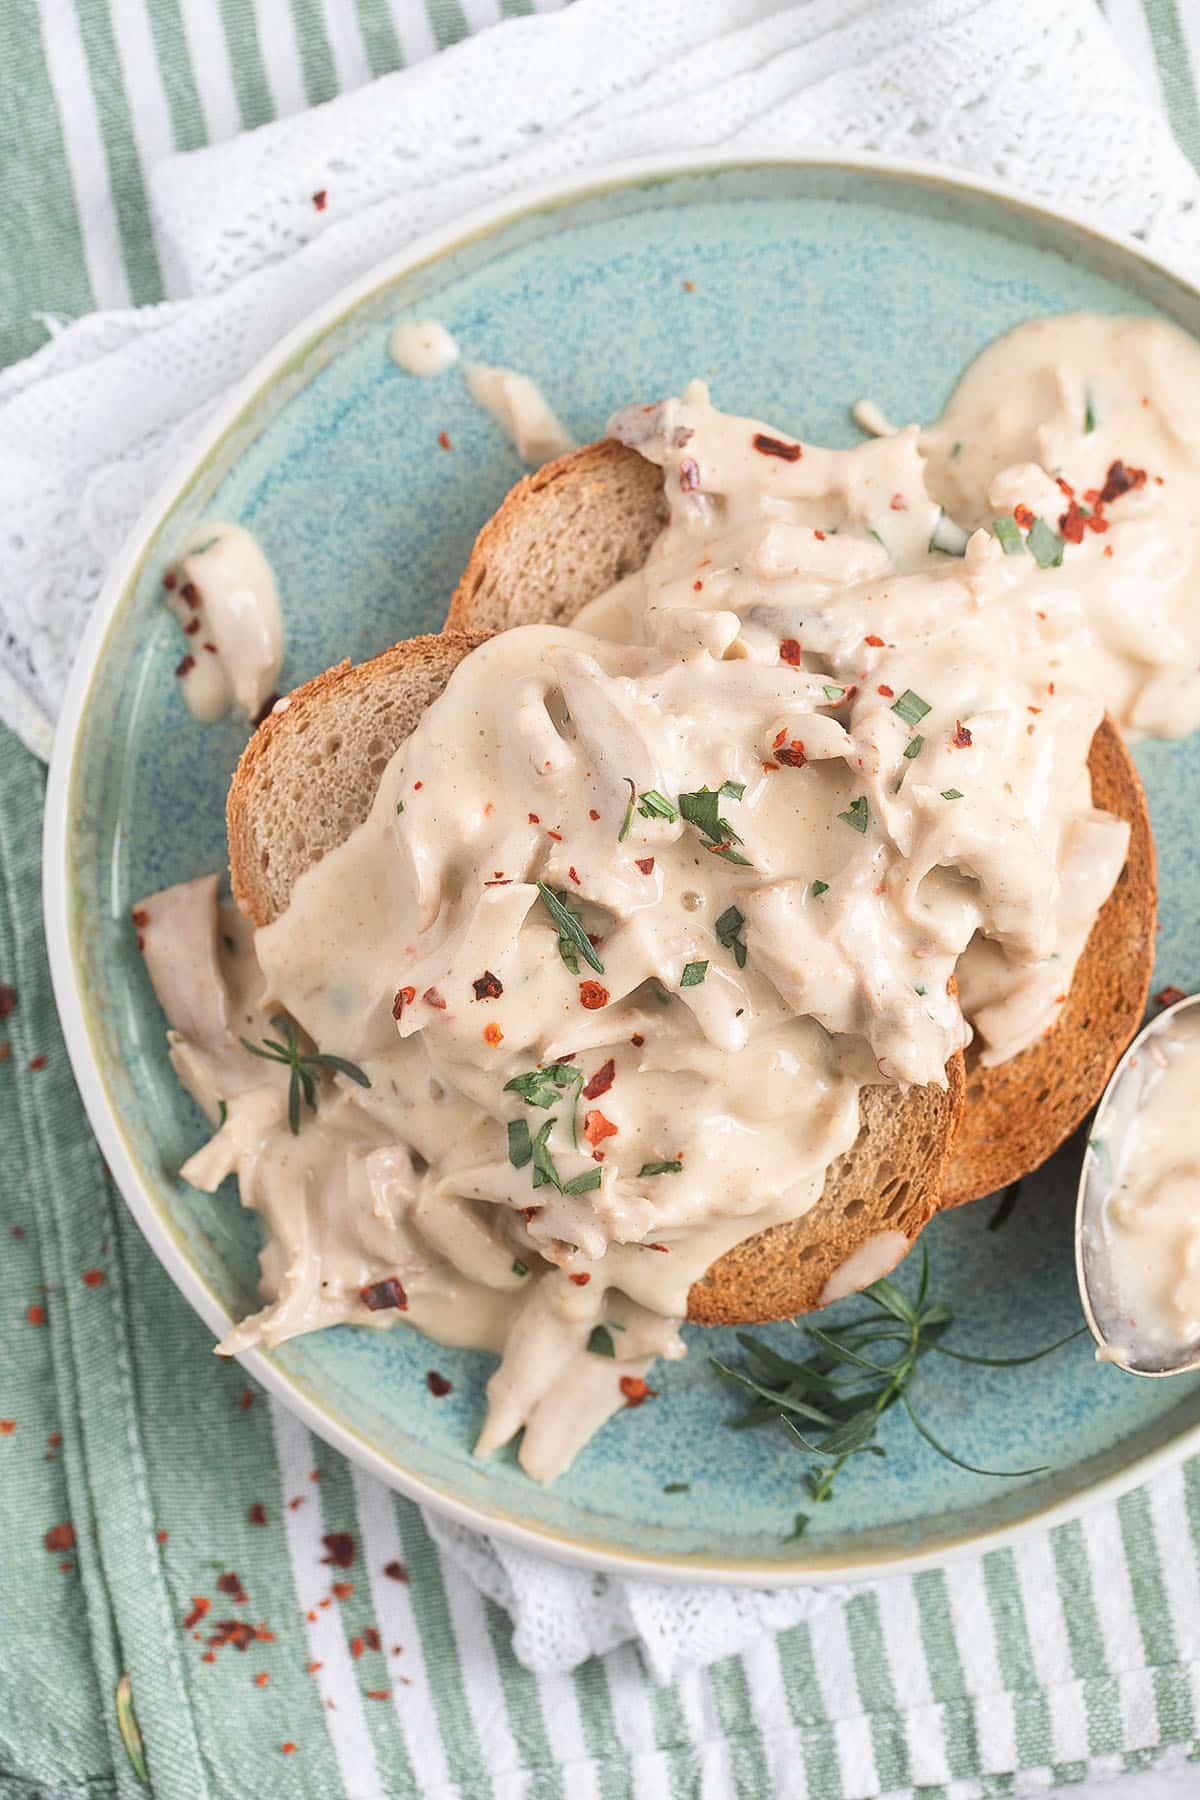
[940,719,1156,1206]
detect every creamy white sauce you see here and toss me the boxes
[464,364,575,466]
[852,398,898,438]
[1089,1004,1200,1361]
[388,319,459,377]
[167,524,283,724]
[138,310,1200,1480]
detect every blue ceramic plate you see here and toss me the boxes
[45,156,1200,1583]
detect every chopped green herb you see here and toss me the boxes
[504,1062,583,1110]
[1084,390,1096,435]
[679,784,752,866]
[822,684,846,702]
[941,788,963,801]
[663,1482,690,1494]
[950,440,962,461]
[680,960,709,988]
[992,515,1026,555]
[838,795,869,834]
[715,904,748,969]
[788,1513,811,1539]
[530,1119,560,1191]
[537,882,604,975]
[240,1016,370,1136]
[395,800,405,814]
[811,880,829,897]
[618,778,635,842]
[929,511,969,557]
[563,1167,603,1196]
[913,985,927,997]
[217,1099,228,1128]
[507,1119,532,1169]
[588,1325,616,1357]
[637,789,678,822]
[891,689,931,726]
[511,1258,529,1276]
[902,734,924,760]
[1027,516,1065,569]
[640,1160,683,1177]
[720,778,746,802]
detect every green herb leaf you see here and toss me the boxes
[303,1051,371,1087]
[619,778,635,842]
[396,800,405,814]
[563,1167,603,1195]
[663,1482,690,1494]
[530,1119,561,1191]
[1027,516,1065,568]
[822,684,846,703]
[504,1063,583,1110]
[891,689,931,726]
[678,785,743,846]
[715,904,748,968]
[640,1159,683,1177]
[787,1512,811,1539]
[720,779,746,801]
[637,789,678,822]
[511,1258,529,1276]
[588,1325,616,1357]
[902,734,924,760]
[941,788,963,801]
[992,515,1026,555]
[901,1394,1047,1477]
[115,1676,149,1787]
[811,880,829,897]
[217,1099,228,1128]
[680,960,708,988]
[537,882,604,975]
[1084,389,1096,434]
[838,795,869,834]
[507,1119,532,1169]
[240,1018,369,1136]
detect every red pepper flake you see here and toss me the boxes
[307,1660,323,1673]
[762,760,779,772]
[1027,705,1041,715]
[692,579,703,591]
[437,430,451,452]
[384,1560,408,1582]
[365,1690,391,1701]
[28,1054,46,1072]
[635,856,655,875]
[567,866,581,886]
[1099,459,1147,504]
[472,970,503,1001]
[1058,499,1087,544]
[156,1529,168,1544]
[679,458,701,491]
[1155,985,1187,1009]
[877,684,894,698]
[1086,512,1109,534]
[81,1268,104,1288]
[27,1304,45,1326]
[130,910,149,931]
[588,808,600,821]
[813,529,826,541]
[202,642,218,655]
[776,741,807,769]
[331,1581,354,1600]
[392,985,415,1020]
[281,1743,297,1755]
[546,829,563,842]
[752,432,802,462]
[217,1571,248,1602]
[578,981,609,1010]
[864,634,885,647]
[175,654,195,679]
[631,1033,645,1048]
[0,1420,14,1435]
[569,1272,592,1286]
[413,780,423,791]
[288,1496,305,1512]
[483,1022,503,1047]
[239,1388,254,1411]
[309,1469,321,1482]
[201,1651,215,1664]
[350,1636,365,1660]
[583,1059,615,1100]
[422,987,446,1010]
[1103,544,1114,558]
[682,280,695,292]
[1048,683,1055,696]
[180,582,200,609]
[952,721,972,748]
[254,1671,269,1688]
[528,812,540,824]
[11,1225,25,1238]
[619,1376,656,1408]
[320,1532,356,1569]
[889,493,907,512]
[248,1503,268,1526]
[779,638,802,667]
[364,1626,381,1652]
[1013,504,1034,530]
[644,1241,672,1252]
[182,1595,210,1629]
[1056,476,1075,499]
[426,1371,452,1398]
[312,188,327,211]
[584,1110,618,1147]
[163,570,177,591]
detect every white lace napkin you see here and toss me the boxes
[7,0,1200,1678]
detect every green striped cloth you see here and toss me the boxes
[6,4,1200,1797]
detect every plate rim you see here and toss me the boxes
[43,146,1200,1587]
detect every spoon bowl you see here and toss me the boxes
[1076,991,1200,1376]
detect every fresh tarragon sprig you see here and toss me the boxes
[712,1244,1081,1535]
[240,1015,370,1135]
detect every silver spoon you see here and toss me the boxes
[1076,991,1200,1376]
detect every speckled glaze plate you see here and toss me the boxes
[45,155,1200,1584]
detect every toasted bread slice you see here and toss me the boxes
[941,720,1156,1206]
[228,631,963,1320]
[449,439,1156,1212]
